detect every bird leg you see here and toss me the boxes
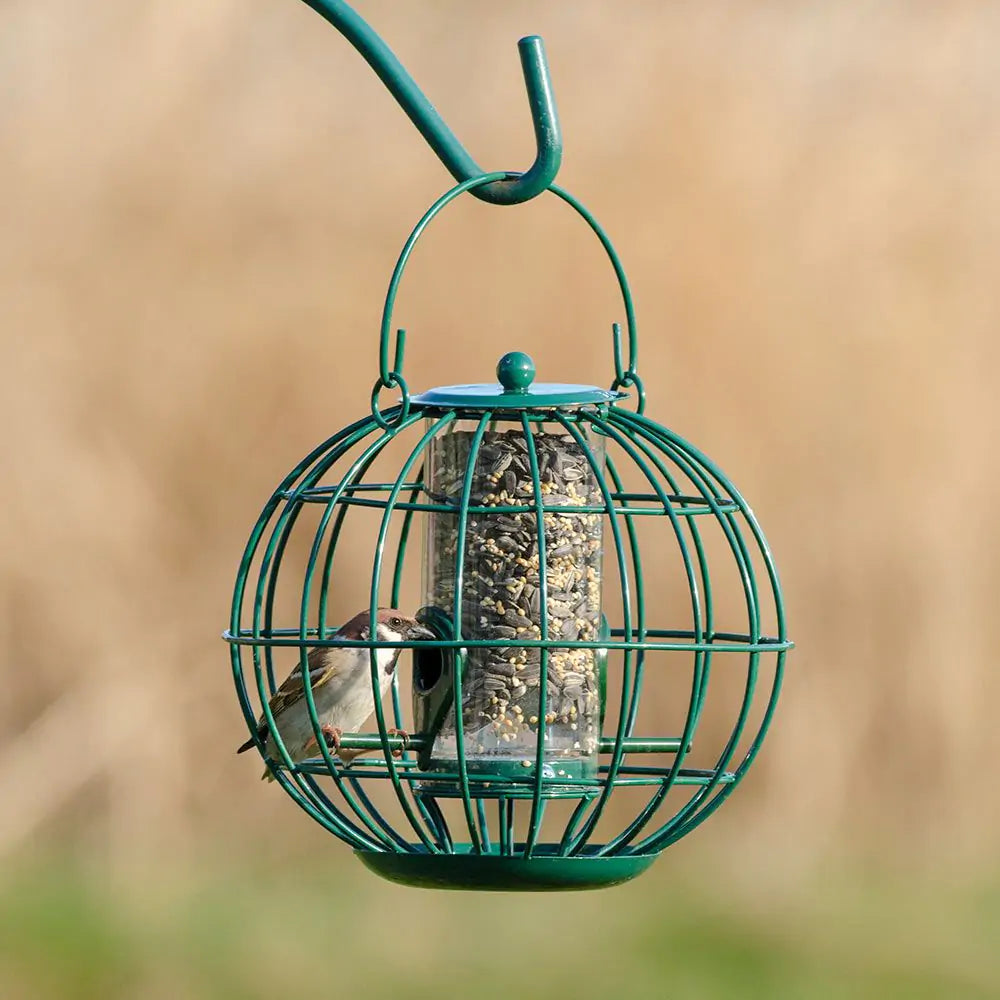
[339,728,410,767]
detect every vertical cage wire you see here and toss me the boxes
[562,408,707,855]
[232,414,390,847]
[555,413,635,854]
[297,418,424,851]
[446,411,491,852]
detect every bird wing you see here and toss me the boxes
[236,648,341,754]
[263,646,340,719]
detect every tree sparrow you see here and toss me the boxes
[237,608,433,781]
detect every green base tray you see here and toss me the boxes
[356,847,659,891]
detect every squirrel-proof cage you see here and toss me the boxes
[226,176,792,890]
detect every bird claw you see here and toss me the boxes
[386,728,410,758]
[321,726,343,751]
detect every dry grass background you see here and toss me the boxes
[2,2,1000,992]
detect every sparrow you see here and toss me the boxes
[237,608,434,781]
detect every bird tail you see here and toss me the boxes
[337,747,365,767]
[237,722,268,755]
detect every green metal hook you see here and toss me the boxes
[300,0,562,205]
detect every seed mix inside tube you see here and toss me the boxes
[425,426,604,763]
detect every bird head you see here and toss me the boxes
[374,609,435,644]
[339,608,435,644]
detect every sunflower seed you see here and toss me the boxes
[426,427,604,759]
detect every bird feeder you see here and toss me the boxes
[226,0,792,891]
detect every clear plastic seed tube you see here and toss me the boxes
[423,420,605,773]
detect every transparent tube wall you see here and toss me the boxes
[423,419,605,774]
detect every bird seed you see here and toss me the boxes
[424,427,604,762]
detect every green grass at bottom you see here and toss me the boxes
[0,854,997,1000]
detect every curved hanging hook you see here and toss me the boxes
[300,0,562,205]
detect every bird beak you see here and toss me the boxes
[408,624,436,641]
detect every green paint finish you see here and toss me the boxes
[226,398,791,886]
[373,175,641,424]
[226,174,792,889]
[496,351,536,392]
[300,2,561,205]
[411,382,623,410]
[356,848,659,891]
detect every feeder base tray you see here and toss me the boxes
[356,846,658,891]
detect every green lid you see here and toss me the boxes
[411,351,625,410]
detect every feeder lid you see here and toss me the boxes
[411,351,625,410]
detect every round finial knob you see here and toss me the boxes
[497,351,536,393]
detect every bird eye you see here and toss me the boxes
[390,617,402,629]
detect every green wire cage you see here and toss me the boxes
[225,1,792,892]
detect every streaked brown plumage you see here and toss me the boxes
[236,609,433,780]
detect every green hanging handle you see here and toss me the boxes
[370,172,643,428]
[300,0,562,205]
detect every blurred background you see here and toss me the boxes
[3,1,999,997]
